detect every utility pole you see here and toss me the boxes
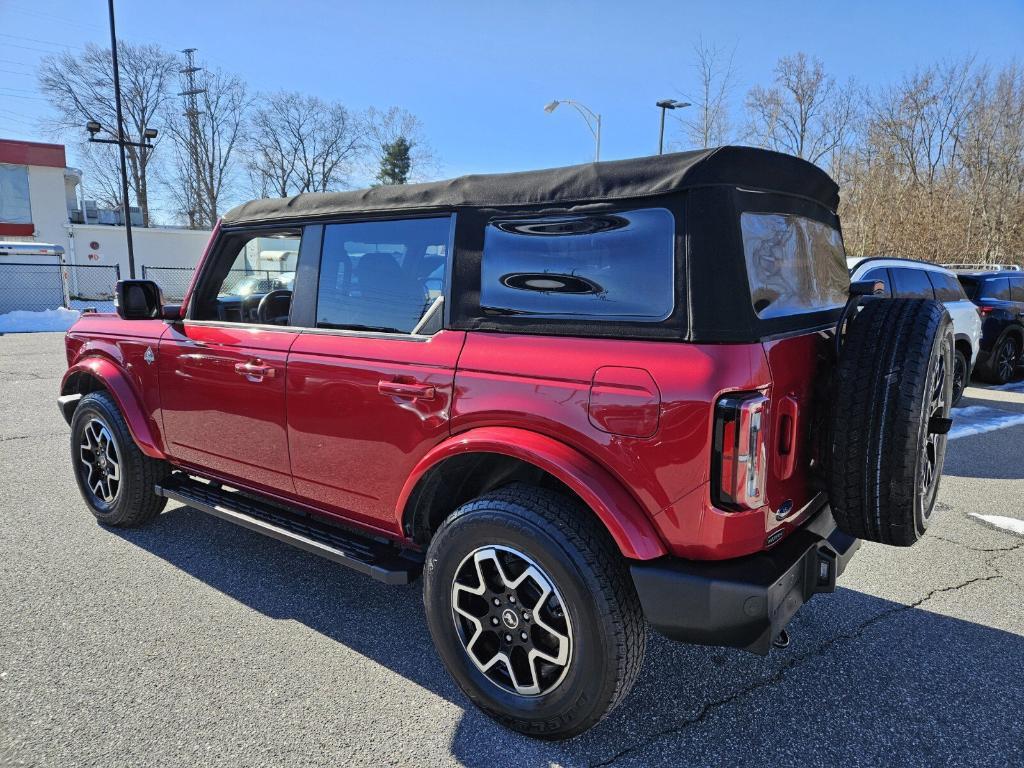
[178,48,206,229]
[106,0,135,277]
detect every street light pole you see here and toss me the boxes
[106,0,136,278]
[544,99,602,162]
[656,99,691,155]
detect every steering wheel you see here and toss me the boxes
[256,289,293,325]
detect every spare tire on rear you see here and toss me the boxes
[828,299,954,546]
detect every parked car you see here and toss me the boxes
[848,257,981,404]
[952,270,1024,384]
[59,147,954,739]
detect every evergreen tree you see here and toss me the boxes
[376,136,413,185]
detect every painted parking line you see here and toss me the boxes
[969,513,1024,537]
[949,405,1024,440]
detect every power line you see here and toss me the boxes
[0,32,87,51]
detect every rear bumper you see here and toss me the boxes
[630,504,859,655]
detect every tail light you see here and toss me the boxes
[979,306,994,317]
[712,393,769,511]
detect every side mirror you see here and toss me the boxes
[115,280,163,320]
[161,303,183,320]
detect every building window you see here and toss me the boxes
[0,164,32,225]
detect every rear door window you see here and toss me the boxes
[316,216,451,334]
[1010,277,1024,303]
[890,268,935,299]
[926,270,966,302]
[480,208,675,321]
[982,277,1012,301]
[740,212,848,318]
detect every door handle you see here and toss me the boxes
[378,380,436,400]
[234,361,275,381]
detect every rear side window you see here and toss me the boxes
[1010,277,1024,302]
[890,268,935,299]
[927,270,966,302]
[982,277,1011,301]
[958,276,979,300]
[480,208,675,321]
[740,212,848,318]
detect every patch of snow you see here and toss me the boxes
[969,513,1024,537]
[0,307,80,334]
[987,377,1024,392]
[949,407,1024,439]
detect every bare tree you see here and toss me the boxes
[166,63,250,227]
[362,106,437,183]
[745,52,858,176]
[39,42,178,226]
[678,38,736,148]
[247,92,363,197]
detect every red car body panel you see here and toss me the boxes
[158,322,298,494]
[62,317,172,459]
[397,425,667,560]
[62,309,829,562]
[286,329,465,533]
[449,332,781,559]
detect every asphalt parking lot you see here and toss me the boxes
[1,332,1022,767]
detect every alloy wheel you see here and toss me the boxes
[79,418,121,504]
[952,354,966,402]
[998,339,1018,382]
[921,353,949,513]
[451,545,572,697]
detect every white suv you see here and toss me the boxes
[849,257,982,405]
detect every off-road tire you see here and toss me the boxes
[979,333,1020,385]
[70,391,169,527]
[423,484,645,739]
[829,299,954,546]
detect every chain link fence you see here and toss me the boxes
[0,262,292,315]
[0,263,121,315]
[140,266,195,302]
[142,266,292,302]
[65,264,120,311]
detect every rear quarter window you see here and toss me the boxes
[740,212,849,318]
[891,267,935,299]
[927,270,967,302]
[957,276,979,300]
[480,208,675,321]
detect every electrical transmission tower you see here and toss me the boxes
[178,48,206,228]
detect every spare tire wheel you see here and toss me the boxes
[828,299,954,546]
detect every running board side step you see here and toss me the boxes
[155,475,422,585]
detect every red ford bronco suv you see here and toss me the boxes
[60,147,954,738]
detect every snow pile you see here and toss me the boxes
[0,307,81,334]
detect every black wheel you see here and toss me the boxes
[829,299,954,546]
[70,391,170,527]
[951,348,968,406]
[982,334,1020,385]
[423,484,645,739]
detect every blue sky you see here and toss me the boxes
[1,0,1022,185]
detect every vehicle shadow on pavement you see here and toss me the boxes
[944,422,1024,481]
[113,505,1024,768]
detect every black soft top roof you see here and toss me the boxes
[222,145,839,226]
